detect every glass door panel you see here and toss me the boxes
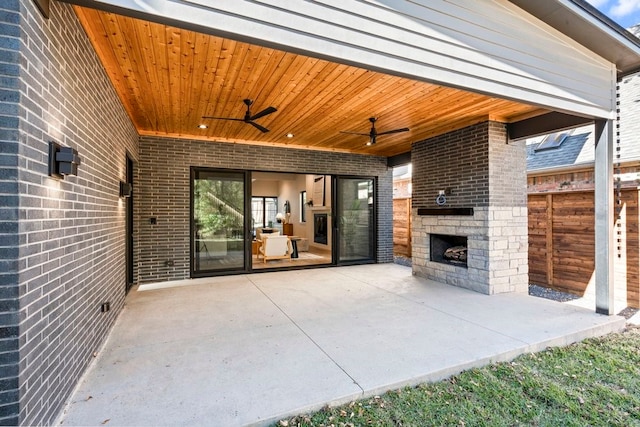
[192,169,246,274]
[336,177,375,263]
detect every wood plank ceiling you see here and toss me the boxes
[75,6,547,157]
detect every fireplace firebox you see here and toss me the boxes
[430,234,467,267]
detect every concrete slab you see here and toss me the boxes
[57,264,624,427]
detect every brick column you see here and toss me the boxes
[411,121,529,294]
[486,122,529,293]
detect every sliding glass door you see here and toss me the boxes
[191,169,248,275]
[336,177,375,263]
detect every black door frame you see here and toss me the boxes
[125,153,134,293]
[188,168,378,277]
[333,175,377,265]
[190,167,252,278]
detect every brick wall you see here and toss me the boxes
[412,122,490,209]
[488,122,527,207]
[138,136,393,283]
[0,1,21,423]
[7,2,139,425]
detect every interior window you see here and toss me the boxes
[300,191,307,222]
[251,196,277,236]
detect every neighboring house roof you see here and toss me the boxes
[526,126,594,171]
[393,165,411,179]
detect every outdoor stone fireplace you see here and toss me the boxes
[410,121,528,295]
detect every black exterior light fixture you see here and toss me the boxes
[49,141,80,178]
[119,181,132,198]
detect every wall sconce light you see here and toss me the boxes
[49,141,80,178]
[119,181,132,198]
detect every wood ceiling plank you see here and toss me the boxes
[236,51,321,140]
[124,15,168,132]
[165,26,184,133]
[275,65,373,141]
[198,36,234,133]
[305,74,419,149]
[75,7,543,156]
[190,34,217,131]
[262,59,347,139]
[78,9,156,130]
[205,38,247,137]
[263,61,343,138]
[182,31,210,130]
[74,8,139,127]
[299,71,400,146]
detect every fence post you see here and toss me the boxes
[546,193,553,285]
[407,198,412,257]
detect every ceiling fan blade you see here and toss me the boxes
[377,127,410,136]
[249,106,277,121]
[202,116,244,122]
[248,121,270,133]
[340,131,370,136]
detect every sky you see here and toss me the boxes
[587,0,640,28]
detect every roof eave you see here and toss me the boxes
[509,0,640,77]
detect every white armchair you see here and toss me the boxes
[258,235,292,263]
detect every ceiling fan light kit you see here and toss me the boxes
[340,117,409,146]
[202,98,277,133]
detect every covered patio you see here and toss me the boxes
[57,264,624,426]
[7,1,640,425]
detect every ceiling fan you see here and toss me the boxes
[340,117,409,145]
[202,99,277,133]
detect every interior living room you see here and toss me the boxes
[251,172,333,270]
[192,169,377,274]
[192,170,332,273]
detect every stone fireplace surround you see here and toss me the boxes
[413,207,528,295]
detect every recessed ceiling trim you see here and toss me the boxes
[136,130,381,156]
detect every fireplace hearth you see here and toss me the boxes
[430,234,468,267]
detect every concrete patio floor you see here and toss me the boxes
[56,264,625,426]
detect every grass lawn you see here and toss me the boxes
[276,326,640,427]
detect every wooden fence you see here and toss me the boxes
[393,192,640,308]
[392,191,639,308]
[528,189,639,308]
[393,198,412,258]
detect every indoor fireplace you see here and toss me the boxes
[314,213,328,245]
